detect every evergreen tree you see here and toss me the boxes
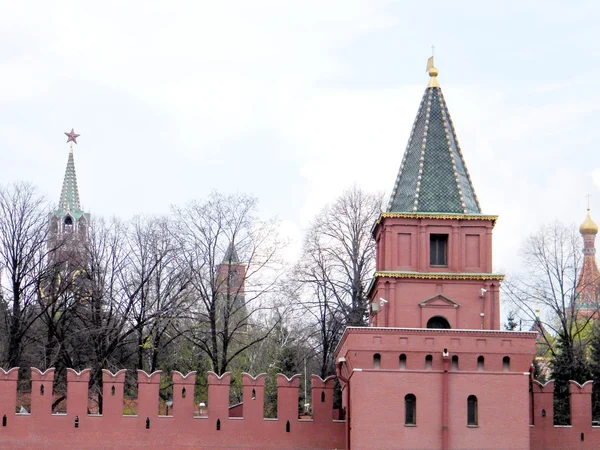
[589,323,600,422]
[551,334,591,425]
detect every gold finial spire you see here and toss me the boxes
[426,55,440,88]
[535,306,540,318]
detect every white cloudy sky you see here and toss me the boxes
[2,0,600,276]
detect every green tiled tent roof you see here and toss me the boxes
[54,149,88,220]
[387,71,481,214]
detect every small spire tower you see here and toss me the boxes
[48,129,90,269]
[576,207,600,317]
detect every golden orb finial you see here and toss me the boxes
[426,56,440,88]
[580,208,599,235]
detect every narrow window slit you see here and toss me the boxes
[286,420,290,432]
[182,387,186,398]
[252,388,256,400]
[216,418,221,430]
[74,416,79,428]
[111,385,115,396]
[40,385,44,396]
[467,395,478,426]
[146,418,150,429]
[405,394,416,425]
[321,391,325,403]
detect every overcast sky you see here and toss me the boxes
[2,0,600,277]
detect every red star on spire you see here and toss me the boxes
[64,128,80,144]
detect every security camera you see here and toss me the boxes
[380,298,388,306]
[480,288,487,297]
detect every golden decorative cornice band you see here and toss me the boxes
[374,271,505,281]
[379,212,498,226]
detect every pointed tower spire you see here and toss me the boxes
[58,143,82,215]
[48,129,90,270]
[387,57,481,215]
[222,241,241,264]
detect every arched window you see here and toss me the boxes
[426,316,451,329]
[477,356,484,371]
[373,353,381,369]
[467,395,478,426]
[64,215,73,233]
[503,356,510,372]
[399,354,407,370]
[452,355,459,371]
[425,355,433,370]
[405,394,416,425]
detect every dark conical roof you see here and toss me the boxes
[222,242,241,264]
[387,64,481,215]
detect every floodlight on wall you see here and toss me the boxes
[338,357,346,364]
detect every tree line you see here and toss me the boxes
[8,179,595,422]
[0,182,382,413]
[503,222,600,424]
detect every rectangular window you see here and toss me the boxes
[430,234,448,267]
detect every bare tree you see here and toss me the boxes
[173,192,287,375]
[301,186,382,328]
[503,222,597,355]
[503,221,598,424]
[295,231,345,378]
[0,183,50,368]
[125,216,191,373]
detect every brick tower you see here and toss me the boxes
[335,59,537,450]
[47,131,89,273]
[216,242,247,329]
[575,208,600,318]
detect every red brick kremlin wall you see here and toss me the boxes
[0,368,344,449]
